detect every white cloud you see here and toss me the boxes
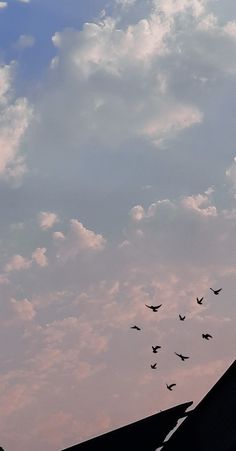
[32,8,204,162]
[116,0,137,10]
[38,211,59,230]
[15,34,35,50]
[32,247,48,267]
[224,21,236,39]
[54,219,106,260]
[130,205,145,222]
[154,0,205,18]
[197,13,218,31]
[0,2,7,9]
[0,64,33,182]
[4,254,32,272]
[181,191,217,217]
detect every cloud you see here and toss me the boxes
[15,35,35,50]
[38,211,59,230]
[30,5,206,173]
[2,2,236,450]
[53,219,106,260]
[181,189,217,217]
[116,0,137,10]
[10,298,36,321]
[4,247,49,273]
[130,205,145,222]
[0,2,7,9]
[0,64,32,182]
[32,247,48,267]
[226,156,236,191]
[4,254,32,272]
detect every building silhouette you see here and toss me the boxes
[62,360,236,451]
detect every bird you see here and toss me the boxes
[166,383,176,391]
[202,333,213,340]
[179,314,185,321]
[145,304,162,312]
[210,288,222,295]
[196,297,203,305]
[151,363,157,369]
[130,325,141,331]
[152,345,161,353]
[175,352,189,361]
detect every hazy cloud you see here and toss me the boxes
[38,211,59,230]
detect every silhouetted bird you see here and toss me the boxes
[175,352,189,361]
[145,304,162,312]
[179,314,185,321]
[151,363,157,369]
[210,288,222,295]
[166,383,176,391]
[197,297,203,305]
[152,345,161,353]
[202,333,213,340]
[130,325,141,331]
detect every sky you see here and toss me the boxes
[1,0,236,449]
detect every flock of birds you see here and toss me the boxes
[130,287,222,391]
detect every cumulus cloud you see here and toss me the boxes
[181,189,217,217]
[4,248,49,273]
[31,5,206,169]
[53,219,106,260]
[32,248,48,267]
[38,211,59,230]
[4,254,32,272]
[130,205,145,222]
[0,64,32,182]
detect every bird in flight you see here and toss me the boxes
[179,314,185,321]
[196,297,203,305]
[151,363,157,369]
[202,333,213,340]
[210,288,222,295]
[145,304,162,312]
[175,352,189,361]
[166,383,176,391]
[152,345,161,353]
[130,325,141,331]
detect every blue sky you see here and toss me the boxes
[0,0,108,85]
[1,1,236,450]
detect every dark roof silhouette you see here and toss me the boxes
[61,402,192,451]
[162,359,236,451]
[61,360,236,451]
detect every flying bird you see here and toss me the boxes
[210,288,222,295]
[166,383,176,391]
[152,345,161,353]
[130,325,141,331]
[151,363,157,369]
[175,352,189,361]
[145,304,162,312]
[179,314,186,321]
[197,297,203,305]
[202,333,213,340]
